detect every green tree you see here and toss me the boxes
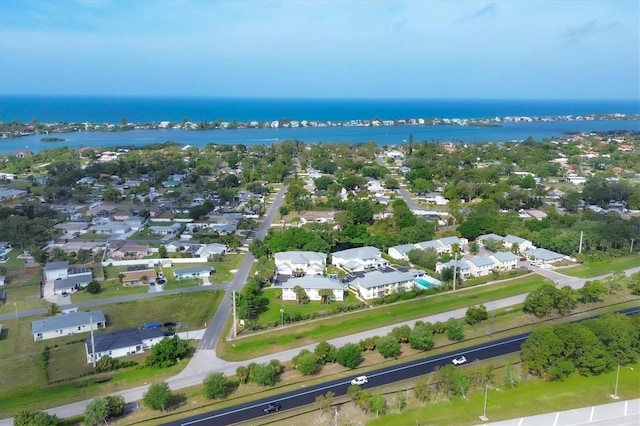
[86,280,101,294]
[347,384,362,407]
[14,411,60,426]
[318,288,334,304]
[203,373,231,399]
[292,349,320,375]
[465,305,489,325]
[314,341,337,364]
[143,382,172,412]
[409,324,435,351]
[293,285,309,305]
[235,365,249,384]
[413,378,432,405]
[249,362,278,386]
[377,334,402,359]
[446,318,464,341]
[522,284,558,317]
[315,391,334,413]
[580,280,607,303]
[144,336,188,368]
[504,361,518,389]
[336,343,362,369]
[368,392,387,417]
[395,391,407,412]
[391,325,412,343]
[158,244,168,258]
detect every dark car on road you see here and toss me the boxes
[263,402,281,414]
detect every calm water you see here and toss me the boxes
[2,119,639,155]
[1,96,639,123]
[0,96,638,154]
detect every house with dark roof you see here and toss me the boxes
[85,327,165,363]
[32,310,106,341]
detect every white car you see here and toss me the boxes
[452,356,467,366]
[350,375,368,386]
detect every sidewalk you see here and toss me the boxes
[486,398,640,426]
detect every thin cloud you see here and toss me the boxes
[456,3,497,23]
[563,19,621,39]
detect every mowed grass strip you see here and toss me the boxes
[0,290,224,417]
[368,361,640,426]
[560,255,640,278]
[218,275,548,360]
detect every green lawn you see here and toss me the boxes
[218,274,550,360]
[71,280,149,303]
[0,269,46,314]
[259,288,362,325]
[560,255,640,278]
[369,361,640,426]
[0,290,224,418]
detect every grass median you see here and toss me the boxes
[218,274,549,361]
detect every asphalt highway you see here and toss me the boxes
[168,333,529,426]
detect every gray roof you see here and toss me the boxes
[477,234,504,242]
[53,274,93,290]
[388,244,417,255]
[275,251,327,264]
[504,235,528,244]
[352,270,416,290]
[86,328,164,355]
[524,248,564,261]
[44,261,69,271]
[332,246,381,261]
[467,255,495,267]
[32,310,105,335]
[440,259,472,271]
[281,276,343,290]
[174,265,214,276]
[439,236,462,246]
[491,251,519,262]
[416,240,442,250]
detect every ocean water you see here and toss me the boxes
[0,96,639,154]
[1,96,639,123]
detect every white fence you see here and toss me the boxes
[101,258,209,267]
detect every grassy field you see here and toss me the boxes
[0,290,225,417]
[560,255,640,278]
[0,268,46,314]
[217,274,551,361]
[367,361,640,426]
[259,288,362,325]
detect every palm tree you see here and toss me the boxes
[48,303,61,316]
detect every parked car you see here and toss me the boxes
[263,402,281,413]
[164,321,177,327]
[350,375,368,386]
[452,356,467,366]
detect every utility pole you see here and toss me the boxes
[579,230,583,254]
[90,314,96,368]
[610,365,621,399]
[232,290,237,338]
[631,238,636,253]
[453,251,458,291]
[479,384,489,421]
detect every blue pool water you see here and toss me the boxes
[415,277,442,289]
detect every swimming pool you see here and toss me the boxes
[414,277,442,289]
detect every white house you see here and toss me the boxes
[350,269,423,300]
[489,251,519,271]
[331,246,386,272]
[173,265,215,280]
[387,244,418,261]
[274,251,327,276]
[85,328,165,363]
[195,243,227,260]
[435,259,474,279]
[53,274,93,295]
[465,255,497,277]
[503,235,535,252]
[93,222,132,235]
[32,310,106,342]
[281,276,344,302]
[149,223,182,236]
[44,261,70,281]
[524,248,566,264]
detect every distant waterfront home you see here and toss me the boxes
[85,328,165,363]
[32,310,106,342]
[274,251,327,276]
[350,269,425,300]
[281,276,344,302]
[330,246,386,272]
[174,265,215,281]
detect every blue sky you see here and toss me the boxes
[0,0,638,99]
